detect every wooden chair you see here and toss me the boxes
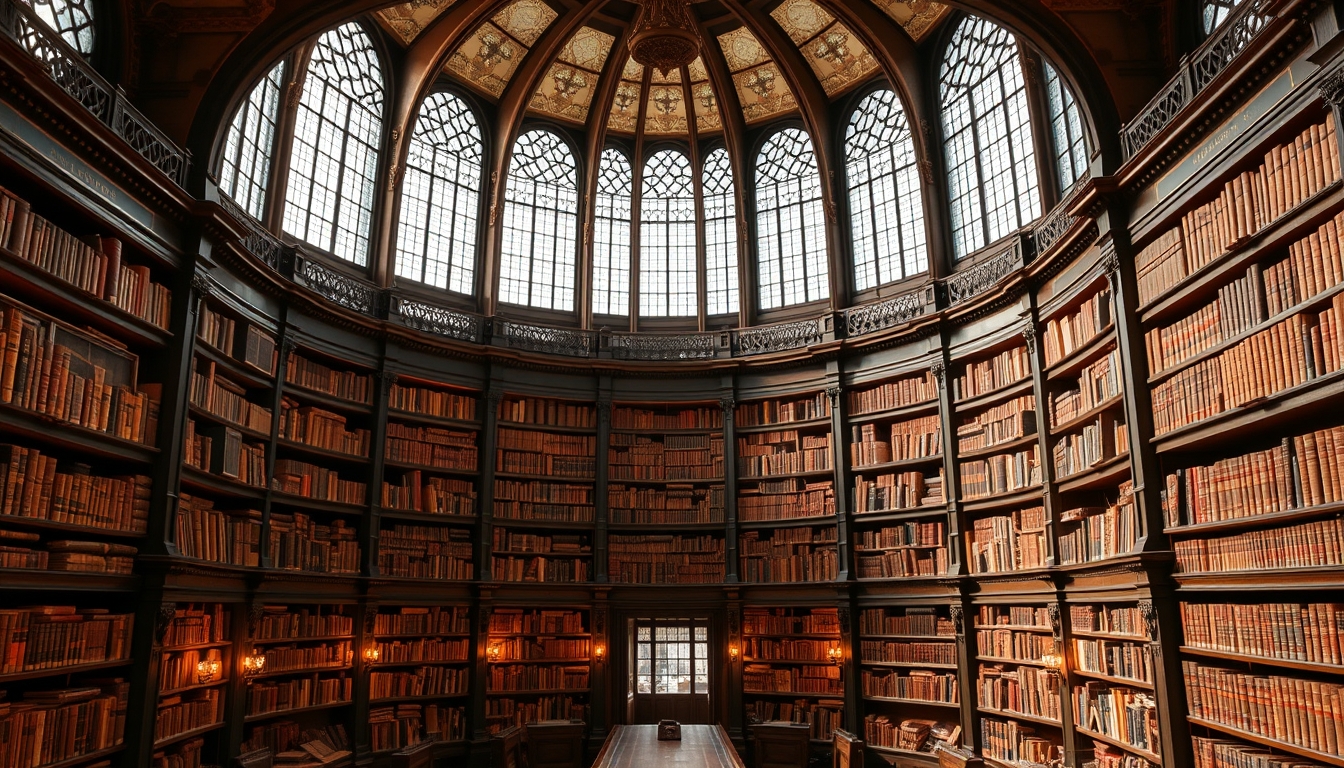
[526,719,586,768]
[751,722,811,768]
[832,730,863,768]
[491,725,525,768]
[233,750,273,768]
[390,740,436,768]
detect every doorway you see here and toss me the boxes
[628,618,711,725]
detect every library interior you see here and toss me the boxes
[0,0,1342,767]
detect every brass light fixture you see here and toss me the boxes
[242,651,266,676]
[594,643,606,662]
[629,0,700,77]
[195,658,221,684]
[827,646,843,666]
[363,646,382,663]
[728,644,739,661]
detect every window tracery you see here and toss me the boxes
[592,148,633,316]
[282,22,385,266]
[755,128,828,310]
[219,61,286,221]
[640,150,697,317]
[394,91,483,295]
[21,0,94,55]
[845,88,927,290]
[703,148,739,316]
[499,129,579,311]
[1044,62,1088,192]
[939,15,1040,259]
[1202,0,1243,35]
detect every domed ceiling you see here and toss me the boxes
[373,0,951,139]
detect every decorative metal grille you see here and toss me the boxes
[219,194,285,271]
[732,318,826,356]
[946,238,1024,305]
[113,93,190,184]
[495,320,595,357]
[844,288,931,337]
[1032,178,1086,257]
[393,297,482,343]
[293,256,379,315]
[607,332,718,360]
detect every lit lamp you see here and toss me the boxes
[728,644,739,662]
[195,658,221,684]
[594,644,606,663]
[488,644,502,663]
[1041,652,1065,671]
[363,646,382,664]
[827,646,843,666]
[242,651,266,676]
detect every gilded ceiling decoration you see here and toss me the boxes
[771,0,878,96]
[687,56,720,133]
[608,57,644,133]
[530,25,615,123]
[872,0,951,42]
[445,0,558,97]
[717,27,796,124]
[375,0,456,46]
[644,82,688,135]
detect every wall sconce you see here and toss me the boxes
[1041,652,1064,671]
[594,644,605,662]
[195,658,221,684]
[242,651,266,676]
[728,644,739,662]
[488,644,501,663]
[363,646,382,664]
[827,646,843,666]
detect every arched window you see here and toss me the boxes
[1203,0,1243,34]
[394,91,483,295]
[940,15,1040,259]
[755,128,828,310]
[703,148,739,317]
[640,150,697,317]
[592,149,633,316]
[845,89,927,290]
[499,130,579,311]
[1044,63,1088,192]
[282,22,384,266]
[219,61,286,220]
[21,0,94,55]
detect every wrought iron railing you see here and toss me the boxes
[731,316,832,356]
[494,319,598,358]
[843,285,936,338]
[0,0,190,185]
[292,254,380,316]
[1032,176,1087,257]
[1121,0,1272,158]
[945,235,1027,306]
[605,330,723,361]
[391,296,484,344]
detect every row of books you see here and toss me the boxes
[369,704,465,750]
[608,436,723,480]
[161,604,230,648]
[1180,601,1344,665]
[1190,735,1316,768]
[498,397,593,428]
[0,444,150,533]
[154,688,222,744]
[1183,659,1344,755]
[245,674,352,716]
[268,512,359,574]
[978,606,1052,630]
[954,346,1031,402]
[977,627,1058,662]
[738,479,834,521]
[378,524,474,580]
[739,529,839,583]
[860,640,957,665]
[1144,267,1260,376]
[487,609,584,635]
[385,423,477,470]
[0,607,132,674]
[850,415,941,466]
[1051,413,1127,478]
[957,397,1035,453]
[381,472,475,516]
[1074,637,1153,683]
[185,420,266,486]
[0,531,136,574]
[1264,210,1344,317]
[484,696,586,733]
[373,606,470,637]
[853,470,944,513]
[742,608,841,636]
[388,382,476,422]
[742,663,843,694]
[980,717,1060,766]
[967,507,1048,574]
[486,637,590,661]
[1050,349,1122,428]
[611,405,721,430]
[747,699,843,741]
[860,667,956,704]
[735,394,830,426]
[959,446,1041,499]
[190,361,272,433]
[197,305,277,376]
[487,664,589,691]
[254,607,353,641]
[1073,683,1159,753]
[607,534,725,584]
[1071,605,1148,639]
[1043,288,1113,366]
[737,432,832,477]
[855,545,948,579]
[0,189,170,329]
[0,681,129,768]
[608,484,723,524]
[257,640,350,674]
[977,664,1063,721]
[491,556,590,583]
[859,608,954,638]
[158,646,226,693]
[847,372,936,415]
[0,299,159,444]
[855,520,946,551]
[240,724,348,761]
[371,638,469,664]
[491,529,588,554]
[279,398,370,457]
[370,667,468,698]
[273,459,366,505]
[1172,515,1344,573]
[1136,116,1340,304]
[743,637,839,661]
[865,716,959,755]
[496,450,594,479]
[285,352,372,404]
[1058,484,1139,565]
[174,495,260,566]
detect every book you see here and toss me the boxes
[0,443,150,533]
[607,534,725,584]
[388,381,476,421]
[378,523,474,580]
[739,527,838,583]
[285,352,372,404]
[847,372,937,415]
[1043,287,1112,366]
[967,507,1048,574]
[954,346,1031,401]
[959,446,1041,499]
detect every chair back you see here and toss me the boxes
[751,722,811,768]
[492,725,525,768]
[526,719,586,768]
[832,729,863,768]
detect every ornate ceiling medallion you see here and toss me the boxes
[629,0,701,76]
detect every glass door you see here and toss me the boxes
[629,619,711,724]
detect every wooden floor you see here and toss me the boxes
[592,725,745,768]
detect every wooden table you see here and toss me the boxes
[592,725,745,768]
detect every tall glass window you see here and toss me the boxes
[939,15,1040,259]
[219,61,285,220]
[22,0,94,55]
[499,130,579,311]
[1044,63,1088,192]
[845,89,928,290]
[640,150,697,317]
[394,91,483,295]
[703,148,739,316]
[755,128,828,310]
[1203,0,1243,34]
[282,22,384,266]
[592,149,633,316]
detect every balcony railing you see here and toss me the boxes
[0,0,190,186]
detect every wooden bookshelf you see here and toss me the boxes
[485,607,590,734]
[741,607,844,742]
[971,604,1066,765]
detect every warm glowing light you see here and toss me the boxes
[488,644,502,663]
[827,646,843,665]
[1041,652,1064,671]
[594,644,606,662]
[195,658,220,683]
[363,646,381,663]
[242,652,266,675]
[728,644,739,661]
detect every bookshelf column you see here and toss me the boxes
[352,601,378,758]
[479,385,503,578]
[471,593,493,741]
[931,346,963,575]
[590,590,611,746]
[363,368,394,576]
[1022,318,1061,566]
[949,601,976,750]
[721,393,739,582]
[595,387,611,583]
[725,591,743,744]
[825,378,852,582]
[257,328,294,568]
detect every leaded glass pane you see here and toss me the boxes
[755,128,828,310]
[593,149,633,316]
[219,61,285,220]
[703,148,740,316]
[394,91,483,295]
[640,150,697,318]
[1044,62,1088,192]
[1203,0,1242,34]
[21,0,94,55]
[500,130,579,311]
[939,15,1041,259]
[845,89,928,290]
[282,22,384,266]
